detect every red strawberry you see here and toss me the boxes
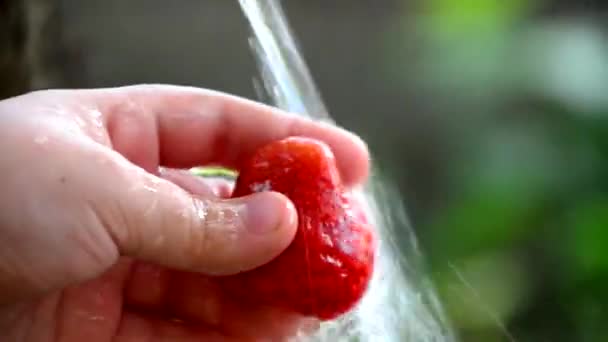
[218,136,376,321]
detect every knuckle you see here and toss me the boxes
[74,217,119,275]
[183,199,241,274]
[183,198,211,261]
[89,195,141,257]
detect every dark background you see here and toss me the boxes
[2,0,608,341]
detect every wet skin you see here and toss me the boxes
[0,85,370,341]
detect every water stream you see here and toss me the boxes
[238,1,457,341]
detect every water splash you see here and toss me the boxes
[238,1,457,341]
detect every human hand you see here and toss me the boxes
[0,85,370,341]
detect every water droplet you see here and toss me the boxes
[34,136,48,144]
[195,201,208,221]
[251,180,272,192]
[77,116,87,126]
[320,254,343,267]
[89,109,104,127]
[142,184,157,193]
[253,160,270,168]
[74,309,107,322]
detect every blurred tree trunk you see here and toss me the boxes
[0,0,29,99]
[0,0,76,100]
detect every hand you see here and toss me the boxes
[0,85,370,341]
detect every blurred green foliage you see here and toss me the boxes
[386,0,608,340]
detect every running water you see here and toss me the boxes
[238,1,457,341]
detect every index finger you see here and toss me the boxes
[97,84,370,187]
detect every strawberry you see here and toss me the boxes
[218,136,376,321]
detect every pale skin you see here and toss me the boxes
[0,85,370,341]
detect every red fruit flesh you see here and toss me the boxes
[218,137,376,321]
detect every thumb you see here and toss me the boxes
[91,154,298,276]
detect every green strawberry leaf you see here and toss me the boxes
[190,166,238,180]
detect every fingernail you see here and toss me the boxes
[244,192,296,234]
